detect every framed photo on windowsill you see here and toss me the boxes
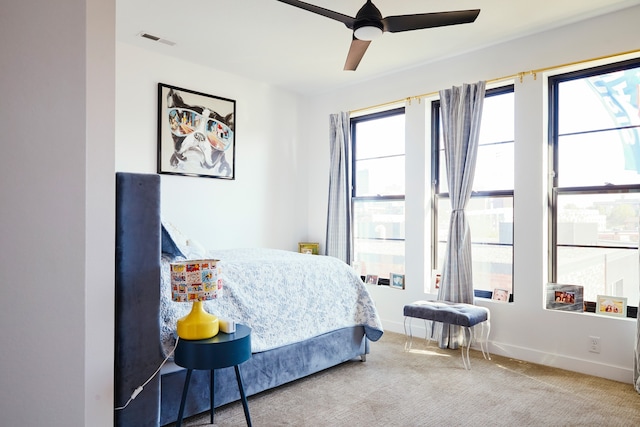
[491,288,510,302]
[596,295,627,317]
[430,269,441,292]
[546,283,584,312]
[390,273,405,290]
[365,275,379,285]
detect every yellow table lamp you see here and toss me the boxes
[170,259,222,340]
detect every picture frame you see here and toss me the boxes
[390,273,405,290]
[546,283,584,312]
[430,269,441,292]
[596,295,627,317]
[298,242,319,255]
[365,275,379,285]
[158,83,236,179]
[491,288,510,302]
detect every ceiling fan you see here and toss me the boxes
[275,0,480,71]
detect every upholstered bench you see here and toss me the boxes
[403,300,490,369]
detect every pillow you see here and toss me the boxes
[161,224,185,258]
[161,220,208,259]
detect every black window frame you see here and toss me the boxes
[351,107,406,286]
[548,58,640,318]
[431,85,516,300]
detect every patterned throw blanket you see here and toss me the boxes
[160,248,383,356]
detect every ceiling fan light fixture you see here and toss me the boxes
[354,25,383,41]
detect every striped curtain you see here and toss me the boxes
[325,112,351,264]
[437,82,486,349]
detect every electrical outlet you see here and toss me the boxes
[588,336,601,353]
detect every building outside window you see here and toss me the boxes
[549,59,640,315]
[351,108,405,282]
[432,86,515,298]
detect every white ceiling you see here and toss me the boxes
[116,0,640,95]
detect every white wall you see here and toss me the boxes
[116,43,307,250]
[5,3,637,425]
[0,0,115,425]
[302,6,640,383]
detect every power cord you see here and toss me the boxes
[114,337,180,411]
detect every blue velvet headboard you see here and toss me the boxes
[114,172,163,426]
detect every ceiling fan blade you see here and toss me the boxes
[275,0,355,28]
[344,37,371,71]
[382,9,480,33]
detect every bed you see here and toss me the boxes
[114,172,384,426]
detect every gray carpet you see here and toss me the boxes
[170,331,640,426]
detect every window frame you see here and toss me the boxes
[431,85,515,299]
[548,58,640,317]
[350,107,406,285]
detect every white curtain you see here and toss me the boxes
[437,81,486,349]
[326,112,351,264]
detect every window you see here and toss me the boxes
[549,59,640,316]
[432,86,515,298]
[351,108,405,282]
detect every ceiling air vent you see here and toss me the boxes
[138,32,175,46]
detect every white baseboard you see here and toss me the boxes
[486,341,633,384]
[382,319,633,384]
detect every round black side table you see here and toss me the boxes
[174,324,252,427]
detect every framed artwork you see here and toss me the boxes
[596,295,627,317]
[390,273,405,290]
[158,83,236,179]
[546,283,584,312]
[492,288,510,302]
[365,275,379,285]
[298,242,320,255]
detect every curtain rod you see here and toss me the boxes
[350,48,640,115]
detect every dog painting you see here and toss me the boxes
[158,83,235,179]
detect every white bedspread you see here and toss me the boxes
[160,248,383,356]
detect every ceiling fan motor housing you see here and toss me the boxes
[353,0,384,40]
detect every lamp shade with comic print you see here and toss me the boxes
[170,259,222,339]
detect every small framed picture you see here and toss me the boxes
[390,273,405,290]
[365,275,379,285]
[491,288,509,302]
[596,295,627,317]
[546,284,584,312]
[298,242,320,255]
[431,270,441,292]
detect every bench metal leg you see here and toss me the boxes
[404,317,432,351]
[476,320,491,361]
[462,320,492,369]
[403,317,413,351]
[462,327,472,370]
